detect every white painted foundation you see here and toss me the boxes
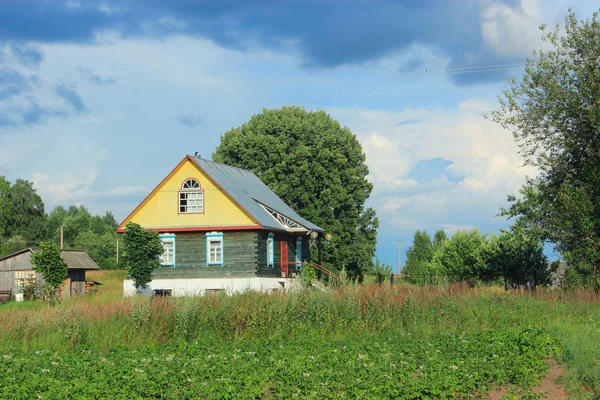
[123,277,300,297]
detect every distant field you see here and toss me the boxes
[0,270,599,399]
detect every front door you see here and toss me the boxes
[281,241,289,278]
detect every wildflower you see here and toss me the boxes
[165,355,174,361]
[358,354,365,360]
[449,365,458,370]
[3,355,11,359]
[51,362,59,366]
[134,368,144,373]
[303,372,310,377]
[309,355,315,359]
[41,369,49,373]
[390,363,397,367]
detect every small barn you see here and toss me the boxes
[0,248,101,297]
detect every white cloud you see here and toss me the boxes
[329,100,536,238]
[481,0,544,57]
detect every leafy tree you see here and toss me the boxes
[213,106,378,275]
[403,230,435,284]
[0,235,27,257]
[483,229,551,290]
[0,176,11,238]
[5,179,45,244]
[30,241,69,299]
[492,10,600,290]
[44,205,67,241]
[433,230,447,248]
[74,231,118,270]
[431,230,487,283]
[122,222,163,290]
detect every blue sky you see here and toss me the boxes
[1,0,596,270]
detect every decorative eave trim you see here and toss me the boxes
[256,202,309,233]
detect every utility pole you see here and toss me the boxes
[60,225,64,249]
[116,238,119,264]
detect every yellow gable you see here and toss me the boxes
[118,157,258,231]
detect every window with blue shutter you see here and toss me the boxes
[206,232,224,267]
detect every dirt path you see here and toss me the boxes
[486,359,567,399]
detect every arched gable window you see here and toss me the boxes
[179,178,204,213]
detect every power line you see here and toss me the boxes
[0,61,528,89]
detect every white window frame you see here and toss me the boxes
[179,178,204,214]
[206,232,224,267]
[267,233,274,269]
[160,234,176,268]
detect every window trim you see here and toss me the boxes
[178,178,205,215]
[206,232,224,267]
[159,234,176,268]
[266,232,274,269]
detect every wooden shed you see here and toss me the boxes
[0,248,101,297]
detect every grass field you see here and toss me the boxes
[1,271,599,399]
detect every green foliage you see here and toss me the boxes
[45,205,120,269]
[30,242,68,297]
[492,10,600,290]
[433,229,447,248]
[1,179,45,245]
[300,261,317,288]
[0,235,27,257]
[122,222,163,290]
[484,229,551,289]
[404,230,435,284]
[431,229,487,283]
[404,228,552,287]
[213,106,379,274]
[371,258,392,285]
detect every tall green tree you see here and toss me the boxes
[213,106,378,275]
[492,10,600,289]
[403,230,434,284]
[484,229,551,290]
[0,176,11,238]
[30,241,69,299]
[431,230,487,283]
[123,222,163,290]
[5,179,45,244]
[433,230,447,248]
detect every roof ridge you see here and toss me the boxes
[191,156,254,174]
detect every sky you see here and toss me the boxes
[1,0,597,271]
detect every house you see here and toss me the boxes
[117,155,325,296]
[0,248,101,298]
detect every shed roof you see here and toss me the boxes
[0,248,101,270]
[191,157,324,233]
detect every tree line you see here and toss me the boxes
[0,176,120,269]
[403,228,555,289]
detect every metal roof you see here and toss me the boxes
[60,250,101,270]
[191,157,324,233]
[0,248,101,270]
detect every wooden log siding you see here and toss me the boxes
[153,231,258,279]
[0,252,41,292]
[256,232,311,277]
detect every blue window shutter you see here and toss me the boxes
[295,237,302,263]
[267,233,274,268]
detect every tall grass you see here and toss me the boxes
[1,272,599,396]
